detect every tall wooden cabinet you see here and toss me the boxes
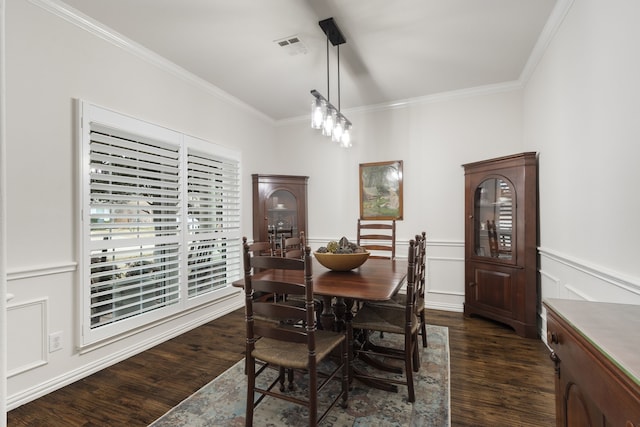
[252,174,308,248]
[463,152,538,338]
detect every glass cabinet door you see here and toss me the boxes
[474,177,515,260]
[266,189,298,247]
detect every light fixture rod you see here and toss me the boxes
[326,37,330,102]
[337,44,341,111]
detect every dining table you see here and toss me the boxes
[232,257,408,331]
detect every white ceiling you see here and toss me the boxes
[59,0,558,121]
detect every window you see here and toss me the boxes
[79,101,241,346]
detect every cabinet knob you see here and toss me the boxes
[468,282,476,287]
[468,215,473,219]
[547,331,558,344]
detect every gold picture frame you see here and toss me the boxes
[359,160,403,220]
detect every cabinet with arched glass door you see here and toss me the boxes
[463,152,538,338]
[252,174,308,253]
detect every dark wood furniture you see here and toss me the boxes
[462,152,538,338]
[350,238,421,402]
[544,299,640,427]
[242,244,348,426]
[281,232,305,259]
[233,257,408,331]
[369,232,428,348]
[357,219,396,259]
[252,174,308,251]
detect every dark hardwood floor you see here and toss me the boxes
[7,308,555,426]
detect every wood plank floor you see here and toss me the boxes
[7,308,555,426]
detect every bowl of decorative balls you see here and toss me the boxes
[314,237,370,271]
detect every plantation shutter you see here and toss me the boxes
[88,124,182,328]
[186,147,241,298]
[80,101,242,346]
[497,179,513,251]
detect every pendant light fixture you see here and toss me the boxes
[310,18,352,148]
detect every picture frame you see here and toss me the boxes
[359,160,403,220]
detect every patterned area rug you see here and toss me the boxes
[150,325,450,426]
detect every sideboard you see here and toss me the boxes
[544,299,640,426]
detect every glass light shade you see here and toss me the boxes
[340,124,352,148]
[322,108,335,137]
[311,98,325,129]
[332,117,344,143]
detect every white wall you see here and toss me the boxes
[6,0,640,415]
[523,0,640,330]
[275,87,525,312]
[5,0,274,409]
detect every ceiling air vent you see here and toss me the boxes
[274,35,308,56]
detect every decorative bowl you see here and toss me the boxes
[313,251,370,271]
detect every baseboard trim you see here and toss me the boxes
[7,299,244,410]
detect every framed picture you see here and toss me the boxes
[359,160,403,220]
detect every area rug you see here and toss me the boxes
[150,325,450,426]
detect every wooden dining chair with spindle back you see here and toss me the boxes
[242,243,349,426]
[349,238,420,403]
[367,232,428,351]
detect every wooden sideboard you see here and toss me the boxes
[544,299,640,426]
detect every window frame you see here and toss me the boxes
[78,100,241,347]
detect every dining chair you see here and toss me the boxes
[367,232,428,348]
[242,243,348,426]
[242,237,276,302]
[281,231,305,259]
[357,219,396,260]
[348,238,420,402]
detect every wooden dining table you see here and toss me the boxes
[233,257,408,331]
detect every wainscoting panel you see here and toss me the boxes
[539,247,640,345]
[424,240,465,311]
[539,247,640,304]
[7,298,48,377]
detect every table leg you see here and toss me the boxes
[334,297,347,332]
[320,296,335,331]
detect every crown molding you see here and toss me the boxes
[28,0,274,125]
[519,0,575,83]
[277,80,524,126]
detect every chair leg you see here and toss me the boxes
[405,338,416,403]
[420,310,428,347]
[308,365,318,426]
[287,368,294,391]
[341,338,349,408]
[245,357,255,427]
[278,366,286,392]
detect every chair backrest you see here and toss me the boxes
[242,243,317,362]
[487,220,499,257]
[357,219,396,260]
[403,238,420,329]
[242,237,275,275]
[246,238,274,256]
[282,231,306,259]
[415,232,427,301]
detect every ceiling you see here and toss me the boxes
[59,0,558,122]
